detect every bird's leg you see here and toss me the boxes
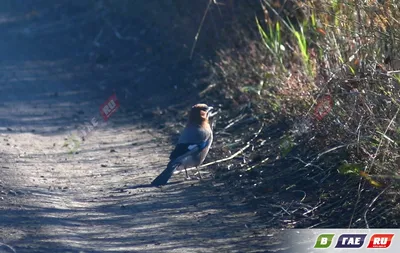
[184,166,191,180]
[196,167,202,180]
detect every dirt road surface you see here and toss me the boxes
[0,2,294,253]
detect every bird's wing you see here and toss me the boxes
[169,140,210,161]
[178,125,211,144]
[170,124,212,161]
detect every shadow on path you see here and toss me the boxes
[0,2,296,253]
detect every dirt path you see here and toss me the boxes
[2,122,288,253]
[0,83,287,253]
[0,2,291,253]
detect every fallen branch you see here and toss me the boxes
[316,142,356,160]
[292,190,307,202]
[0,243,16,253]
[303,202,325,216]
[387,70,400,74]
[291,156,324,171]
[246,157,269,171]
[224,114,247,130]
[307,220,328,229]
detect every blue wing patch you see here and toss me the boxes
[198,140,208,150]
[169,141,209,160]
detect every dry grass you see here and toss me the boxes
[205,0,400,228]
[77,0,400,228]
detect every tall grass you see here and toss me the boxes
[256,17,286,71]
[209,0,400,228]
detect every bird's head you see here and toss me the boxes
[188,104,214,125]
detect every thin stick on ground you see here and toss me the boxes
[316,143,356,160]
[364,185,391,229]
[246,157,269,171]
[0,243,16,253]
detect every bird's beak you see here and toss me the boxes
[206,106,214,113]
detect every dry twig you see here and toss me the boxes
[190,0,213,59]
[0,243,16,253]
[364,184,391,229]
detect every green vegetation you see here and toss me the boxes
[256,17,286,71]
[208,0,400,228]
[96,0,399,228]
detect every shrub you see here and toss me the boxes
[207,0,400,228]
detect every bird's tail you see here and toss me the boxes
[151,161,180,186]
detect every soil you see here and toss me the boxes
[0,2,297,253]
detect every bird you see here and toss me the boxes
[151,104,214,186]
